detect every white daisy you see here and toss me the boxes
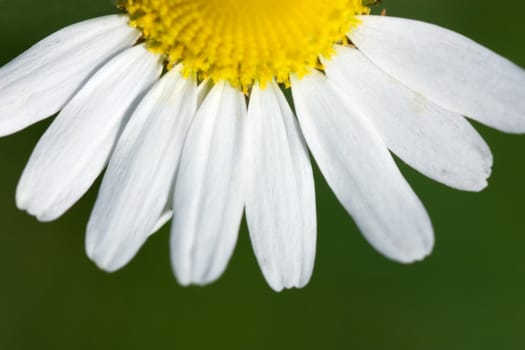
[1,1,524,291]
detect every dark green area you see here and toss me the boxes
[1,1,525,349]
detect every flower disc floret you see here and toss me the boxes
[120,0,369,91]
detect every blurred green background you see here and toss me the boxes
[1,1,525,349]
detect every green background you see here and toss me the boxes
[1,1,525,349]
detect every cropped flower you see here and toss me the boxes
[1,1,524,291]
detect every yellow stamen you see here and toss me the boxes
[119,0,369,92]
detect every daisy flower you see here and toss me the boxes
[1,0,524,291]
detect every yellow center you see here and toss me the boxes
[119,0,369,92]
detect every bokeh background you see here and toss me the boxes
[1,1,525,349]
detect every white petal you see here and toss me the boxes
[145,80,214,238]
[143,80,214,240]
[246,82,316,292]
[350,15,525,133]
[0,15,140,136]
[16,45,162,222]
[86,69,197,272]
[152,209,173,235]
[291,70,434,263]
[325,46,493,192]
[171,82,246,286]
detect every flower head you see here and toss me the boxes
[1,1,524,291]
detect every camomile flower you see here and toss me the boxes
[1,0,524,291]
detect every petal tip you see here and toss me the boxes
[85,236,127,273]
[88,251,122,274]
[269,283,285,293]
[396,238,434,264]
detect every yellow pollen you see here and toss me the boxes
[119,0,370,92]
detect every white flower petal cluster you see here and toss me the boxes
[1,14,524,291]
